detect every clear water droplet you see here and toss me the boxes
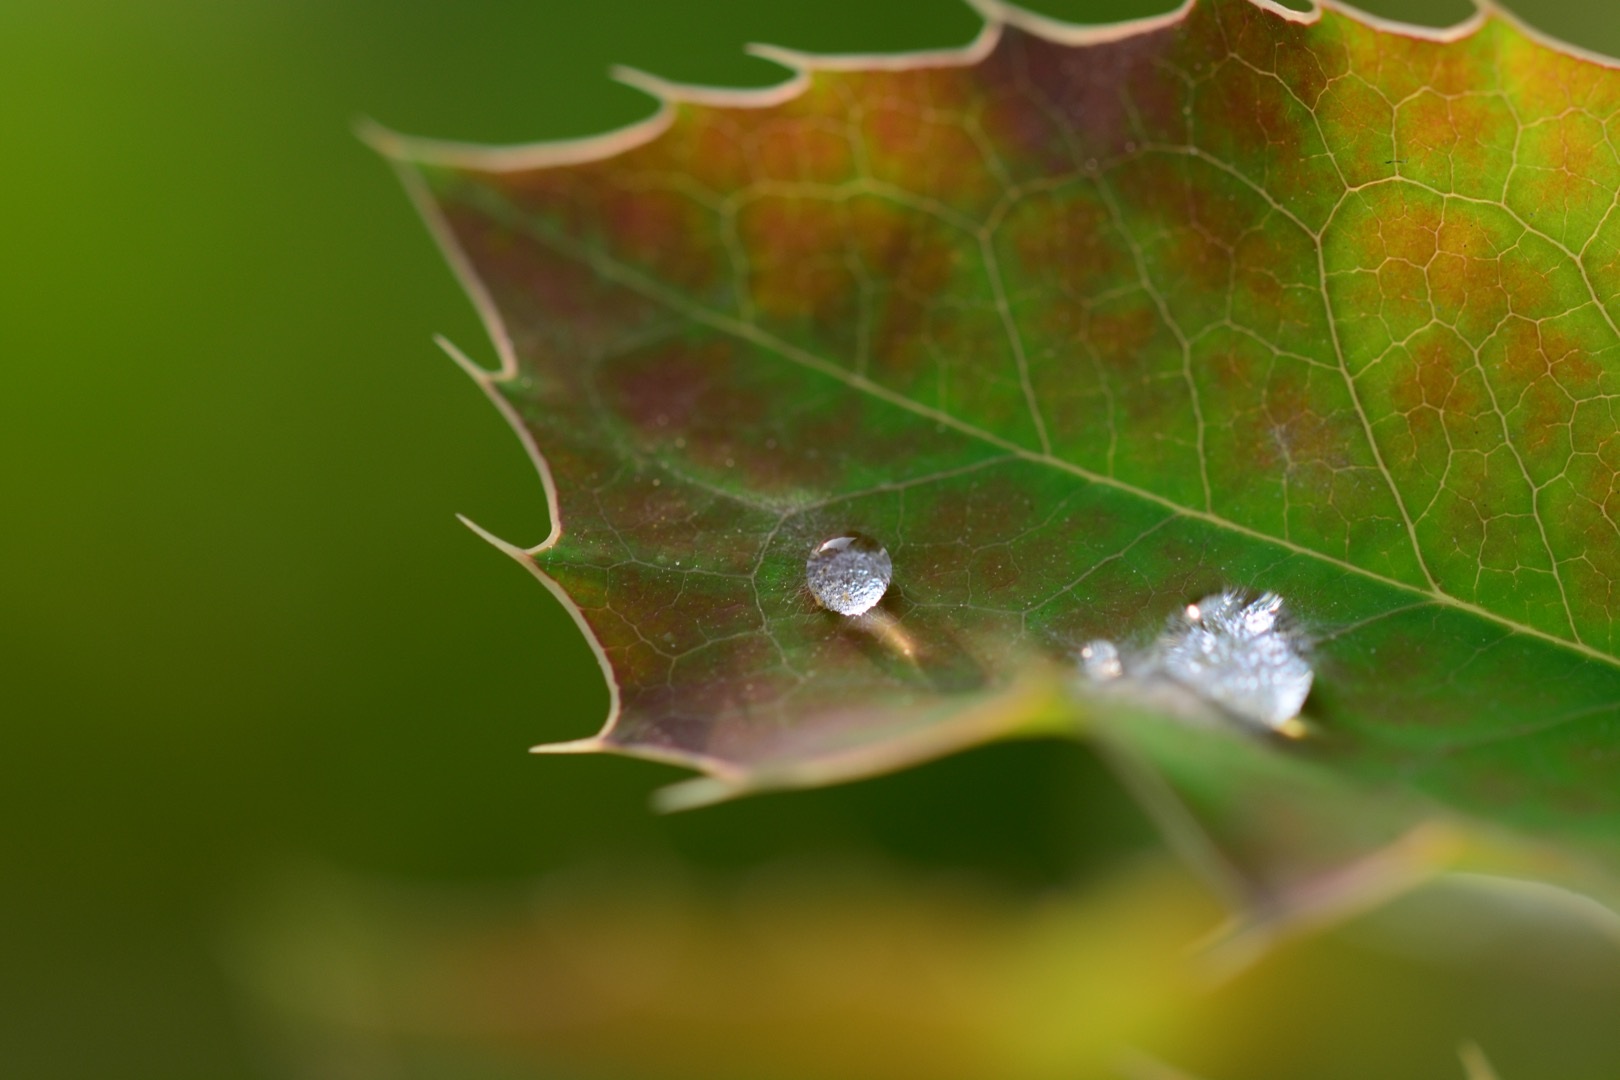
[1079,639,1123,681]
[806,534,892,616]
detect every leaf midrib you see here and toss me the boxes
[461,178,1620,675]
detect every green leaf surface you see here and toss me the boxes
[377,0,1620,879]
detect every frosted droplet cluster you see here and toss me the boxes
[1156,590,1313,729]
[1078,589,1313,731]
[805,534,892,616]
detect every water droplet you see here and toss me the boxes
[806,534,892,616]
[1079,592,1313,732]
[1079,640,1123,681]
[1155,589,1312,731]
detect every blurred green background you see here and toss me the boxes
[6,0,1620,1077]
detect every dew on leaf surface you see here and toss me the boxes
[1154,590,1313,731]
[805,534,892,616]
[1075,591,1313,733]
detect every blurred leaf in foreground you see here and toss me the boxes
[227,858,1620,1080]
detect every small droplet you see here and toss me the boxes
[806,534,892,616]
[1079,640,1123,681]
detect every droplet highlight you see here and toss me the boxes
[806,534,892,617]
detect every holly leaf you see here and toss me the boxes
[372,0,1620,892]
